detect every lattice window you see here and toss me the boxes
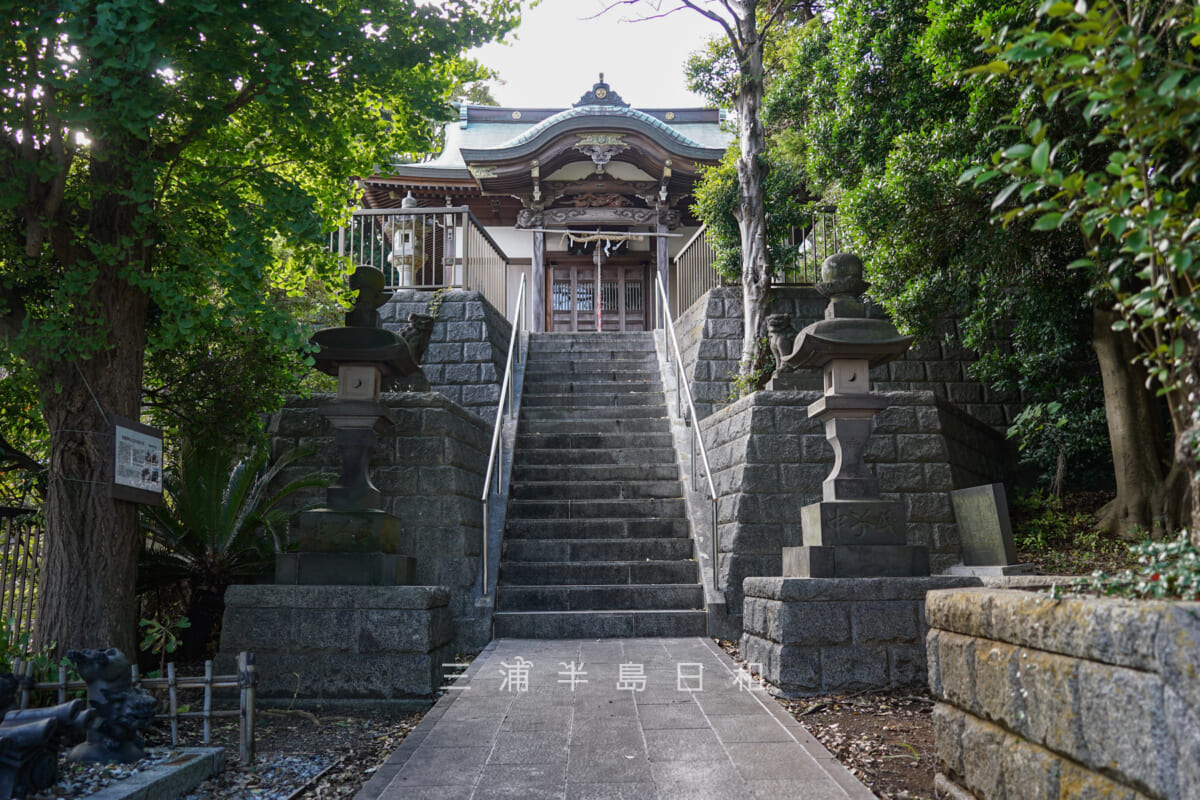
[601,281,619,312]
[552,281,572,312]
[576,282,594,311]
[625,281,644,312]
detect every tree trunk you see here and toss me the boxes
[733,5,771,377]
[31,144,150,657]
[1091,307,1176,538]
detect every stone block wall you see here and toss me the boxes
[268,392,490,650]
[220,585,453,709]
[674,286,1026,431]
[699,389,973,618]
[741,577,982,697]
[927,587,1200,800]
[382,289,511,424]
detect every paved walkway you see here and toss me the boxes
[355,638,873,800]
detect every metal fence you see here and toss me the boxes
[332,207,511,317]
[670,207,840,316]
[0,514,42,643]
[672,226,724,320]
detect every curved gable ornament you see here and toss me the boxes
[573,133,630,173]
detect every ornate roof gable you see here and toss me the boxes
[574,74,628,108]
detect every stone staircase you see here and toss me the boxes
[493,332,707,638]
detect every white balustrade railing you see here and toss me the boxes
[480,273,526,595]
[333,207,510,317]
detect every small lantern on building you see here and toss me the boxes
[382,191,425,286]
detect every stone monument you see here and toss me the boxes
[946,483,1034,575]
[770,253,929,577]
[276,265,432,586]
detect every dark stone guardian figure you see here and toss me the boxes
[66,648,156,763]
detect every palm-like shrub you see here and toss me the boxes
[139,444,328,660]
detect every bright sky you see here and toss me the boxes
[469,0,721,109]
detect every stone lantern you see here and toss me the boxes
[276,265,433,585]
[769,253,929,577]
[382,191,425,287]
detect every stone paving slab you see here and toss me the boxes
[355,637,873,800]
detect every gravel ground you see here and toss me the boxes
[27,709,427,800]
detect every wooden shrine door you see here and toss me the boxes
[549,261,648,332]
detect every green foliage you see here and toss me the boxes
[0,618,60,680]
[138,614,190,672]
[140,442,327,658]
[759,0,1097,403]
[1071,533,1200,601]
[976,0,1200,420]
[691,148,816,282]
[139,444,327,591]
[727,338,776,400]
[1011,490,1097,552]
[1007,383,1111,495]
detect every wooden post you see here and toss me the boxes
[532,230,545,332]
[57,665,67,704]
[238,652,257,765]
[202,660,213,745]
[167,661,179,746]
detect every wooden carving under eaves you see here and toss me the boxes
[539,207,681,229]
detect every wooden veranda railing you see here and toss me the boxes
[332,207,511,317]
[670,206,840,317]
[0,513,42,643]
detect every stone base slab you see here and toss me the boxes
[275,552,416,585]
[783,544,930,577]
[741,576,981,697]
[943,563,1035,576]
[293,508,407,552]
[219,584,452,705]
[801,499,905,547]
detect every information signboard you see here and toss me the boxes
[109,415,164,506]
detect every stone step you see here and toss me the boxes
[505,518,691,540]
[510,480,683,501]
[514,448,677,466]
[499,560,698,586]
[519,418,671,435]
[507,497,688,520]
[524,361,660,376]
[529,336,656,352]
[516,432,675,451]
[502,537,694,562]
[525,348,658,360]
[522,379,664,394]
[495,583,704,612]
[519,406,668,421]
[520,392,666,408]
[512,463,679,483]
[492,610,708,638]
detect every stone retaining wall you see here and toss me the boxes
[220,585,453,709]
[699,390,1002,618]
[673,286,1026,430]
[927,587,1200,799]
[269,392,491,650]
[741,577,982,697]
[382,289,511,423]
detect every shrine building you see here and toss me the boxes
[352,76,729,332]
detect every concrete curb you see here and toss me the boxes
[86,748,225,800]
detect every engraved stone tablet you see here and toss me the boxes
[951,483,1018,566]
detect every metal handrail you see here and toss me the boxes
[655,274,721,592]
[480,273,526,595]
